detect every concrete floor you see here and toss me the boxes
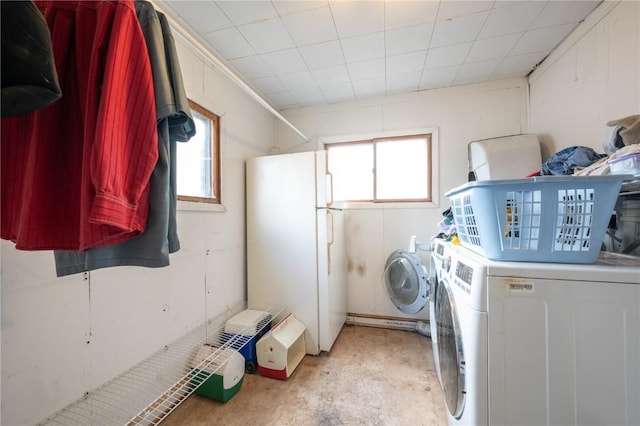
[162,324,448,426]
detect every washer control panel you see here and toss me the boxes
[456,261,474,287]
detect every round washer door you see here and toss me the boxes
[383,249,429,314]
[436,277,466,419]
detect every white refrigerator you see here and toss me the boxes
[246,151,347,355]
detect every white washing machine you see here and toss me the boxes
[433,241,640,426]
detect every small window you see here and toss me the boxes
[326,134,432,203]
[177,100,220,204]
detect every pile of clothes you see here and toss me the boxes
[434,207,460,245]
[535,114,640,177]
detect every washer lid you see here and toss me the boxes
[383,249,429,314]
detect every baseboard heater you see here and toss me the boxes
[345,313,428,332]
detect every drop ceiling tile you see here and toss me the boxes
[454,58,502,84]
[419,65,459,90]
[494,51,547,78]
[466,33,521,62]
[299,40,345,70]
[216,1,278,25]
[282,6,337,46]
[319,81,356,104]
[424,42,472,69]
[264,91,299,110]
[385,1,439,30]
[435,1,494,21]
[430,11,490,48]
[261,49,308,75]
[386,71,421,95]
[249,76,286,95]
[352,77,386,99]
[238,19,295,54]
[312,64,350,86]
[453,75,484,86]
[228,55,273,79]
[530,1,600,29]
[386,50,427,76]
[290,86,326,107]
[272,1,327,17]
[478,2,545,39]
[330,1,385,38]
[277,70,317,90]
[385,22,434,56]
[160,0,604,111]
[169,1,231,33]
[202,27,255,60]
[341,32,385,63]
[347,58,386,80]
[510,23,574,55]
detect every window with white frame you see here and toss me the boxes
[177,100,220,204]
[326,133,432,203]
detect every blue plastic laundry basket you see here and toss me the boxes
[445,176,628,263]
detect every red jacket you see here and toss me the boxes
[1,0,158,250]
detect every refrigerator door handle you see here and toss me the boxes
[326,171,334,207]
[327,209,334,275]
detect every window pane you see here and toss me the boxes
[177,111,213,198]
[326,133,432,203]
[376,138,429,200]
[328,144,373,201]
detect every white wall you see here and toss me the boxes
[0,36,276,425]
[529,0,640,159]
[276,79,529,320]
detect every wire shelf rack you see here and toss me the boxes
[39,303,283,426]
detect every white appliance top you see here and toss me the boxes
[434,239,640,313]
[448,242,640,283]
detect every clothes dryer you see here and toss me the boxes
[434,242,640,426]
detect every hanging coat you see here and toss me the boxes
[1,0,158,251]
[54,1,196,275]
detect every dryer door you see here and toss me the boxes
[436,276,466,419]
[383,249,429,314]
